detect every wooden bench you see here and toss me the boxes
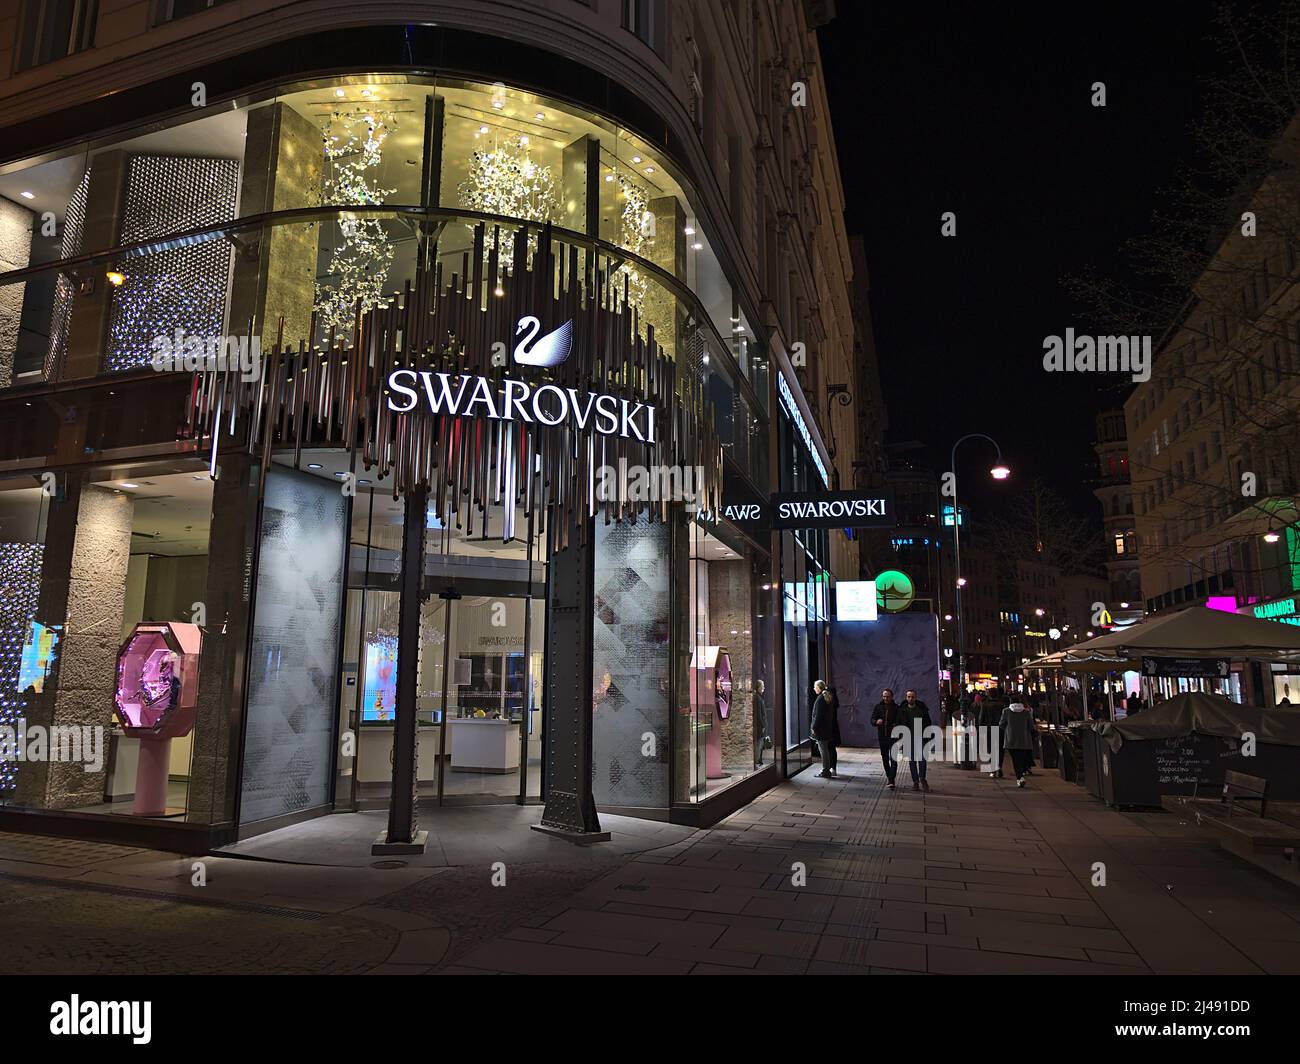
[1163,772,1300,873]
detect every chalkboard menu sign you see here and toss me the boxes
[1153,735,1216,787]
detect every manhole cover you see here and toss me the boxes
[371,860,408,870]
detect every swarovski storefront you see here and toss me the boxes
[0,43,784,850]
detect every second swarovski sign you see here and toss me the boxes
[770,489,894,530]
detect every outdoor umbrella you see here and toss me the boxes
[1062,606,1300,664]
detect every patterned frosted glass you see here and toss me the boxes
[240,467,347,824]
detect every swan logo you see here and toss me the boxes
[384,311,656,442]
[513,316,573,368]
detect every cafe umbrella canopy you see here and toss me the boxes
[1062,606,1300,665]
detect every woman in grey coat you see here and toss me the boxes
[998,701,1036,788]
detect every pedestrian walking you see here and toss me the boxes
[999,700,1036,787]
[978,688,1004,777]
[754,679,771,765]
[872,687,901,789]
[810,679,838,778]
[895,689,933,792]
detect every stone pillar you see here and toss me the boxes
[228,103,323,346]
[0,195,33,388]
[562,135,599,238]
[711,559,754,770]
[16,481,132,808]
[188,455,260,826]
[64,151,128,380]
[644,195,686,359]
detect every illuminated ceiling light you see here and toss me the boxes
[19,191,34,200]
[307,463,323,470]
[361,89,371,97]
[479,125,489,134]
[334,88,345,97]
[106,271,126,286]
[644,166,655,173]
[604,173,614,182]
[535,112,545,120]
[631,155,642,163]
[1263,531,1281,544]
[691,242,703,250]
[120,482,138,489]
[494,285,505,297]
[684,225,696,235]
[519,135,529,146]
[990,465,1011,480]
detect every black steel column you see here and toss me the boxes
[533,514,609,842]
[374,487,429,854]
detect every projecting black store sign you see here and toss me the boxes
[770,490,895,530]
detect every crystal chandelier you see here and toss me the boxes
[314,110,397,336]
[458,134,559,277]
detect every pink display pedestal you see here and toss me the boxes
[706,716,726,779]
[132,737,172,816]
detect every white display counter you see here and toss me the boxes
[357,725,442,784]
[448,718,520,773]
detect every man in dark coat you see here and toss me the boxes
[895,689,934,792]
[872,688,901,789]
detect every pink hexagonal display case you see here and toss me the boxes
[114,621,202,815]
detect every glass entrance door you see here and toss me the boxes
[431,593,544,803]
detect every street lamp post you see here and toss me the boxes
[950,433,1009,707]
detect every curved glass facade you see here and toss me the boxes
[0,69,779,835]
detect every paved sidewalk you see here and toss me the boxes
[2,747,1299,973]
[440,749,1300,974]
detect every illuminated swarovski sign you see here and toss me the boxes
[770,489,894,530]
[385,370,657,442]
[777,370,830,487]
[384,317,657,442]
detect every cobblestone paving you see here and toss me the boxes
[373,856,631,969]
[0,878,398,974]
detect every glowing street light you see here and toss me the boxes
[1264,531,1281,544]
[947,433,1008,708]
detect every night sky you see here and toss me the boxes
[819,2,1226,525]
